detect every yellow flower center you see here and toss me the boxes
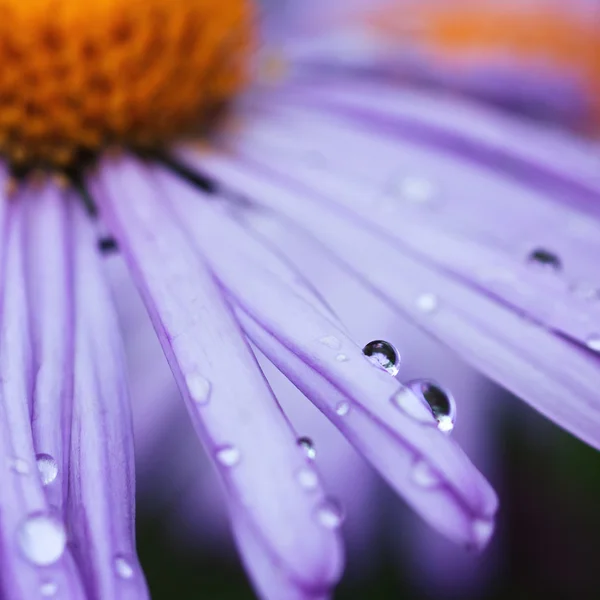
[0,0,254,169]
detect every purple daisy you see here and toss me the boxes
[0,0,598,599]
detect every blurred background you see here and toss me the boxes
[130,0,600,598]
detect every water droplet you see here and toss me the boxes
[416,293,439,314]
[408,380,456,433]
[36,454,58,486]
[215,445,241,467]
[319,335,341,350]
[398,176,436,203]
[297,437,316,460]
[296,467,319,491]
[115,554,135,579]
[527,248,561,271]
[411,458,441,488]
[17,513,66,566]
[40,581,58,597]
[362,340,400,376]
[472,518,494,549]
[335,353,349,362]
[584,333,600,353]
[335,402,350,417]
[10,457,30,475]
[315,498,345,529]
[571,282,600,302]
[186,373,211,405]
[390,388,435,424]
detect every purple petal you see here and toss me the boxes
[0,184,86,598]
[92,155,344,593]
[158,166,497,546]
[67,199,149,599]
[23,183,74,511]
[188,152,600,451]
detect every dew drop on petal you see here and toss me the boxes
[411,458,441,488]
[398,176,436,203]
[186,373,212,405]
[215,445,241,467]
[527,248,561,271]
[586,333,600,352]
[316,498,345,529]
[296,467,319,491]
[36,454,58,486]
[297,437,316,460]
[362,340,400,376]
[115,554,135,579]
[472,518,494,549]
[10,457,30,475]
[40,581,58,597]
[408,379,456,433]
[17,513,66,566]
[571,282,600,302]
[390,388,435,424]
[319,335,341,350]
[416,293,439,314]
[335,353,349,362]
[335,401,350,417]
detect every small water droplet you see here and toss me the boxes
[527,248,561,271]
[297,437,316,460]
[36,454,58,486]
[10,457,30,475]
[390,388,434,424]
[40,581,58,597]
[319,335,341,350]
[335,402,350,417]
[472,518,494,549]
[215,445,241,467]
[362,340,400,376]
[416,293,439,314]
[186,373,211,405]
[296,467,319,491]
[316,498,345,529]
[115,554,135,579]
[571,282,600,302]
[408,380,456,433]
[17,513,66,566]
[411,458,441,488]
[586,333,600,352]
[398,176,436,202]
[335,353,349,362]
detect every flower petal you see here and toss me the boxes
[92,155,344,592]
[158,166,497,546]
[187,152,600,451]
[0,184,85,599]
[67,198,149,599]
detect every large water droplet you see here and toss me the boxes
[17,513,66,566]
[527,248,561,271]
[186,373,211,405]
[115,554,135,579]
[411,458,441,488]
[40,581,58,597]
[36,454,58,486]
[335,402,350,417]
[362,340,400,376]
[296,467,319,491]
[416,293,439,314]
[10,457,30,475]
[297,437,316,460]
[408,380,456,433]
[319,335,341,350]
[315,499,345,529]
[586,333,600,352]
[215,445,241,467]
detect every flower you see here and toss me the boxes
[0,0,598,599]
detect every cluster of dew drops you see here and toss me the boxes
[9,453,135,597]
